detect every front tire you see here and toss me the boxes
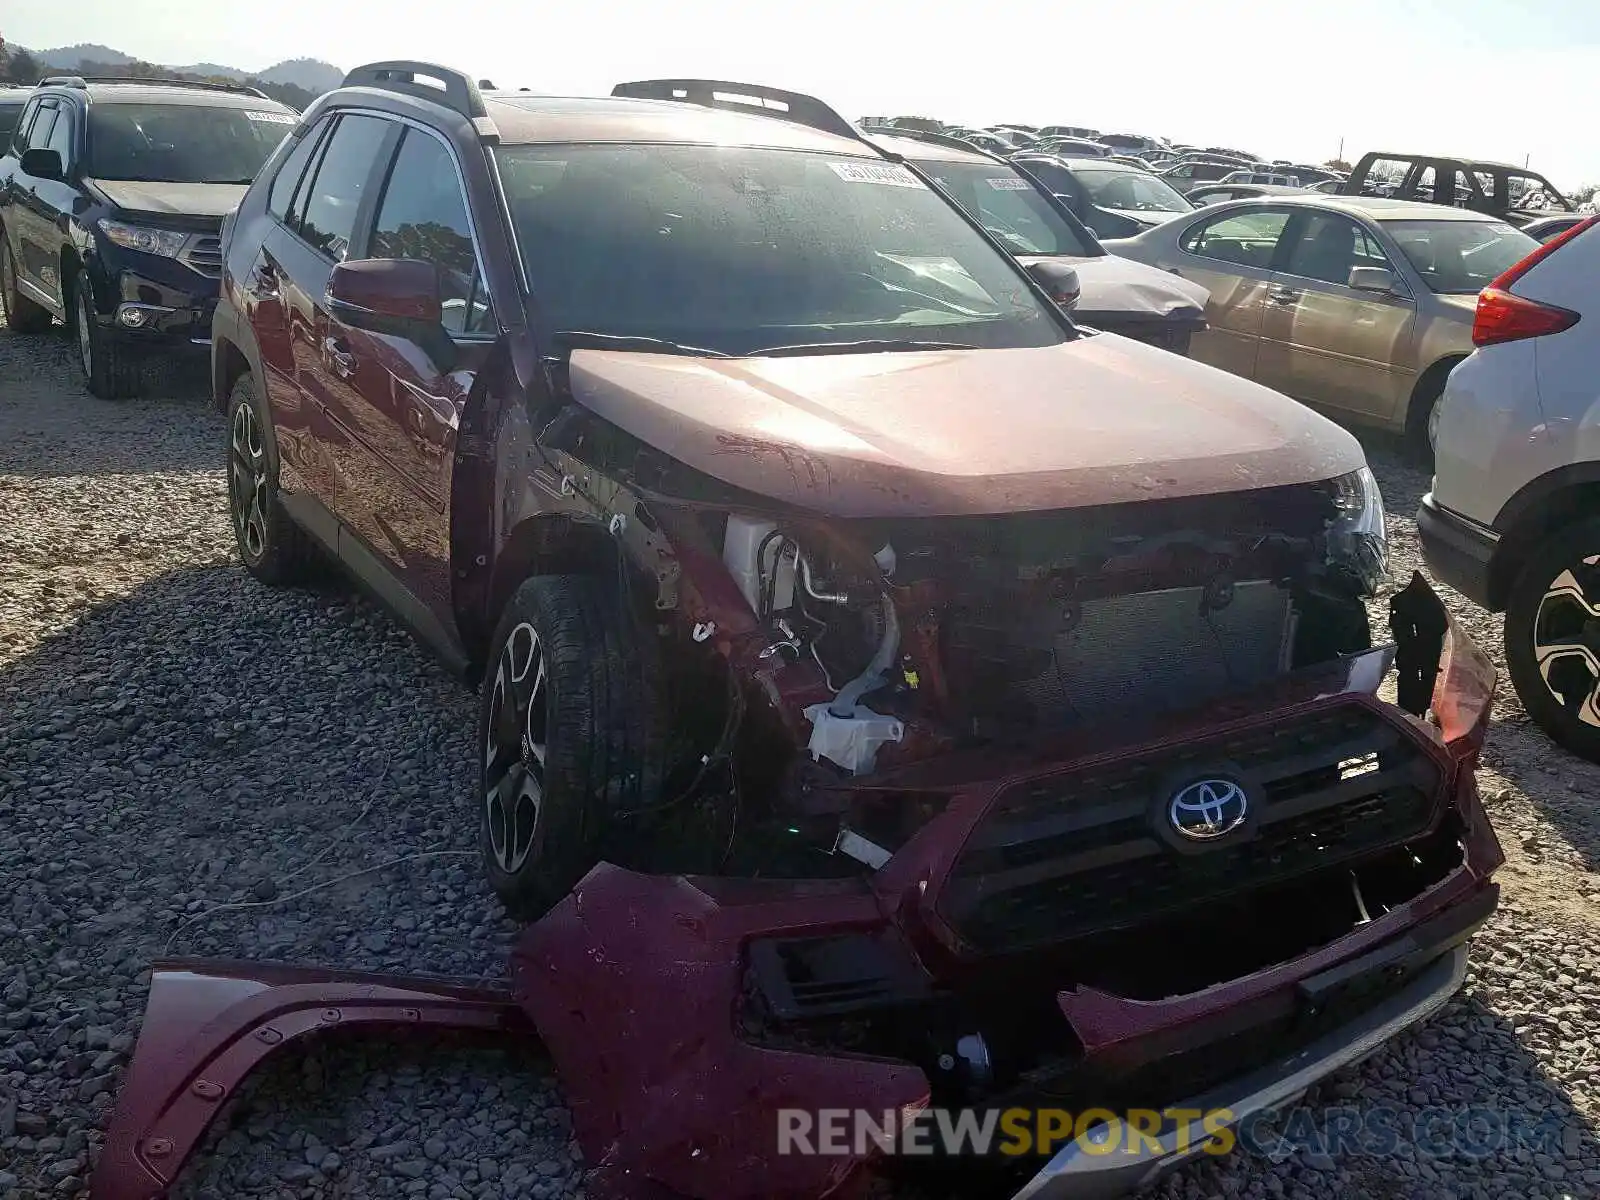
[1504,518,1600,763]
[73,269,141,399]
[479,575,660,919]
[0,237,52,333]
[226,374,315,586]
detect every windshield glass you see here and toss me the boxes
[913,159,1097,257]
[86,103,294,183]
[1076,169,1191,213]
[494,144,1065,354]
[1384,219,1539,293]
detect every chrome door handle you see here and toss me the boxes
[1268,287,1298,304]
[322,336,356,378]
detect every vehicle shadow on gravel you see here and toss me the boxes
[0,329,214,478]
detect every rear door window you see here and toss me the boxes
[1179,209,1292,269]
[292,114,392,261]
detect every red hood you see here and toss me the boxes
[568,338,1365,518]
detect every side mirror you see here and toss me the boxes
[1348,266,1398,294]
[20,148,64,182]
[1025,260,1081,310]
[327,258,456,369]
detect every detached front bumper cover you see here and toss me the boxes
[89,578,1500,1200]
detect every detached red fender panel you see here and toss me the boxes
[511,867,931,1200]
[91,960,530,1200]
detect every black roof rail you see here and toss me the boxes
[342,61,488,120]
[611,78,859,141]
[38,74,271,99]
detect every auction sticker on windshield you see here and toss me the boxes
[986,177,1034,191]
[244,111,298,124]
[829,161,923,188]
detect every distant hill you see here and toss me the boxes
[35,43,135,69]
[256,59,343,94]
[3,43,342,109]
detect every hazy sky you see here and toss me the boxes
[10,0,1600,187]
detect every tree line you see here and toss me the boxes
[0,39,315,112]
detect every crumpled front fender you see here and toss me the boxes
[90,959,530,1200]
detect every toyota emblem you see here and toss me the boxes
[1168,778,1249,841]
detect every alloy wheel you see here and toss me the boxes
[228,402,270,561]
[1531,555,1600,728]
[1427,395,1443,452]
[484,622,549,875]
[77,285,94,379]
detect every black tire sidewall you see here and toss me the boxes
[226,374,302,584]
[1405,382,1441,470]
[479,575,617,919]
[75,271,102,391]
[1504,518,1600,763]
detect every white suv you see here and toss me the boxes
[1419,216,1600,761]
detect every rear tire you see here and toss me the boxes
[74,269,142,399]
[0,237,52,334]
[1405,364,1456,469]
[226,374,316,586]
[479,575,662,920]
[1504,518,1600,764]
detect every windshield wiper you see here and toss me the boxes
[749,338,978,357]
[553,330,731,358]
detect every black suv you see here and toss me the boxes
[0,76,297,397]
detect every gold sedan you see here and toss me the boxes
[1103,195,1540,459]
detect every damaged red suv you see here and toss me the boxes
[93,65,1504,1200]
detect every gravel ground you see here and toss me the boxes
[1,323,1597,1200]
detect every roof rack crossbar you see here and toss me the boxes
[610,78,859,141]
[342,61,488,120]
[38,74,269,98]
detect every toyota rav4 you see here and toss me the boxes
[91,65,1504,1200]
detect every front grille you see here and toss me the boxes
[180,236,224,278]
[940,703,1444,953]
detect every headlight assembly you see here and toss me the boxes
[98,220,188,258]
[1326,466,1389,596]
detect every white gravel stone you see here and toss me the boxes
[1,324,1597,1200]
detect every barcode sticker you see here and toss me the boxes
[828,161,923,188]
[986,176,1034,191]
[244,111,298,125]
